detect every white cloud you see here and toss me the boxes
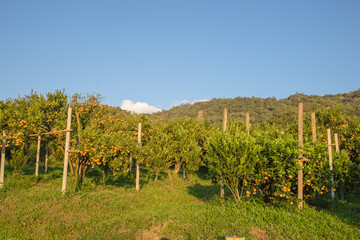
[171,99,209,108]
[193,99,209,103]
[121,100,161,114]
[171,100,190,107]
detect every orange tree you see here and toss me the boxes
[1,90,68,173]
[338,119,360,190]
[311,108,358,194]
[301,140,331,199]
[205,121,261,201]
[69,93,153,187]
[141,121,170,181]
[165,118,204,178]
[253,129,299,204]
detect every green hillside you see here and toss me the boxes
[153,89,360,124]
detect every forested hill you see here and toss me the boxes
[152,89,360,124]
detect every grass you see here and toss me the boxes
[1,164,360,239]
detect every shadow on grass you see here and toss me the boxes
[87,168,165,190]
[187,183,221,202]
[21,164,63,177]
[307,191,360,228]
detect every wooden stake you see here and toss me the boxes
[334,133,339,152]
[0,131,6,188]
[220,108,227,198]
[298,103,304,209]
[62,107,72,194]
[246,112,250,135]
[45,143,49,174]
[35,134,41,176]
[28,129,72,137]
[136,122,141,192]
[311,112,321,201]
[335,133,344,199]
[327,129,335,199]
[222,108,227,132]
[197,110,205,122]
[311,112,316,142]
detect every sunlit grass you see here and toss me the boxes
[1,165,359,239]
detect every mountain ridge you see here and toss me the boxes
[151,89,360,124]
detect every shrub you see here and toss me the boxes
[10,146,29,173]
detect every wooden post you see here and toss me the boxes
[0,131,6,188]
[335,133,344,199]
[197,110,205,122]
[220,108,227,198]
[62,107,72,194]
[246,112,250,135]
[327,129,335,199]
[334,133,339,152]
[136,122,141,192]
[311,112,321,201]
[222,108,227,132]
[311,112,316,142]
[45,143,49,174]
[35,134,41,176]
[298,103,304,209]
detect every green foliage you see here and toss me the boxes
[154,89,360,125]
[254,129,299,203]
[206,122,261,201]
[9,146,29,173]
[166,118,204,175]
[141,122,170,180]
[1,89,359,206]
[302,140,331,197]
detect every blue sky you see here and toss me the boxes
[1,1,359,112]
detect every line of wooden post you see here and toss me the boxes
[62,107,73,194]
[0,131,6,188]
[298,103,304,209]
[136,122,141,192]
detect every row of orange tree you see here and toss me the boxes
[0,90,68,172]
[0,91,359,205]
[205,123,332,204]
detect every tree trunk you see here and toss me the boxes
[235,188,241,202]
[339,180,345,200]
[102,169,107,186]
[82,165,87,182]
[58,143,75,175]
[167,168,172,180]
[174,159,181,175]
[155,170,159,182]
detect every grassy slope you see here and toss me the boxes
[1,166,360,240]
